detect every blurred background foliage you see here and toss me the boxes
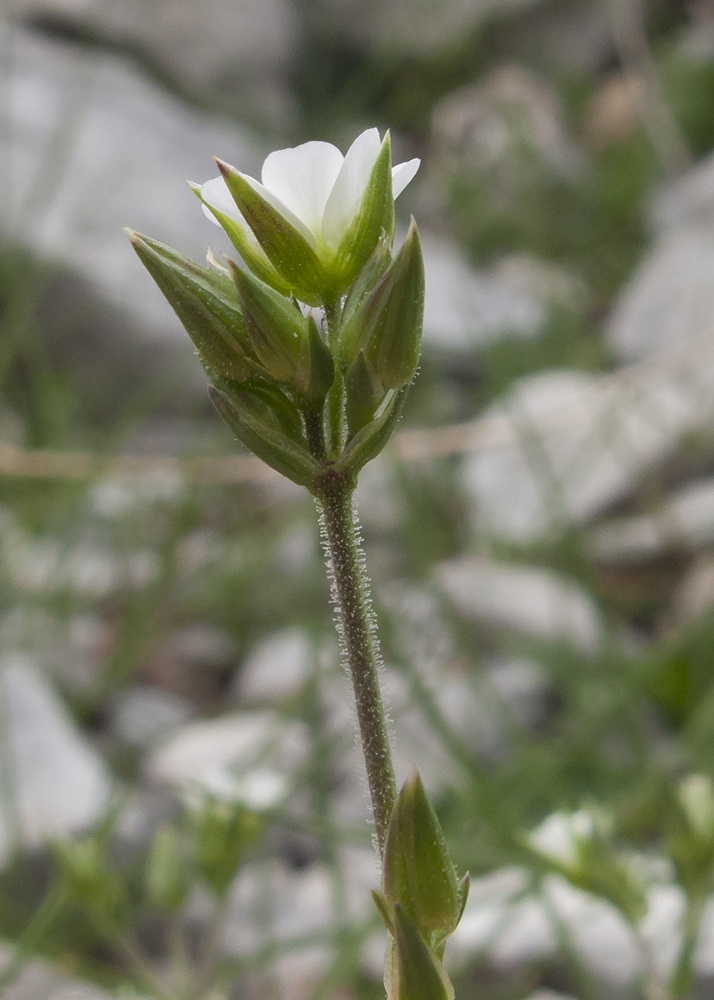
[4,1,714,999]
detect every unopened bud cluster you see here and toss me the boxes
[128,129,424,491]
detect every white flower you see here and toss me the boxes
[200,128,419,254]
[528,810,596,868]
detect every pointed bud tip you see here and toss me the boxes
[213,157,235,179]
[124,227,140,244]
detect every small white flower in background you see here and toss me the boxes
[201,128,419,253]
[528,809,597,869]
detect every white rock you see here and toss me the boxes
[222,859,333,955]
[109,685,193,748]
[237,628,312,703]
[436,556,602,655]
[461,365,714,542]
[0,940,112,1000]
[2,25,265,352]
[145,709,308,809]
[0,655,111,863]
[451,867,640,987]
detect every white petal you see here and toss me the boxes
[261,140,344,237]
[392,158,420,199]
[322,128,382,248]
[200,176,245,227]
[242,172,318,247]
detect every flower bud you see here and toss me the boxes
[383,771,463,942]
[344,350,385,436]
[127,230,255,382]
[146,824,188,913]
[341,233,392,330]
[187,795,260,901]
[340,220,424,391]
[294,314,334,408]
[209,385,319,489]
[229,261,308,386]
[56,837,128,925]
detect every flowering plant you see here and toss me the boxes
[128,128,466,1000]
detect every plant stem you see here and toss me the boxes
[315,469,397,854]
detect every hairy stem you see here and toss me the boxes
[316,471,397,853]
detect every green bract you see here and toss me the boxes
[381,772,468,950]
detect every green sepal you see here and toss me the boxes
[215,159,326,305]
[344,349,385,436]
[237,379,306,443]
[127,230,254,382]
[372,888,394,934]
[391,905,453,1000]
[340,220,424,390]
[341,234,392,332]
[332,133,396,291]
[336,383,410,477]
[209,385,319,489]
[189,182,292,296]
[147,824,189,913]
[186,795,260,901]
[383,771,460,940]
[294,314,334,408]
[229,261,307,385]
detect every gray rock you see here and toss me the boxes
[607,228,714,363]
[109,685,193,748]
[0,610,111,691]
[670,555,714,627]
[9,0,298,124]
[436,556,602,655]
[432,66,583,181]
[2,24,265,356]
[450,868,640,988]
[460,365,714,543]
[608,150,714,363]
[0,655,111,864]
[421,235,551,351]
[590,478,714,564]
[329,0,544,57]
